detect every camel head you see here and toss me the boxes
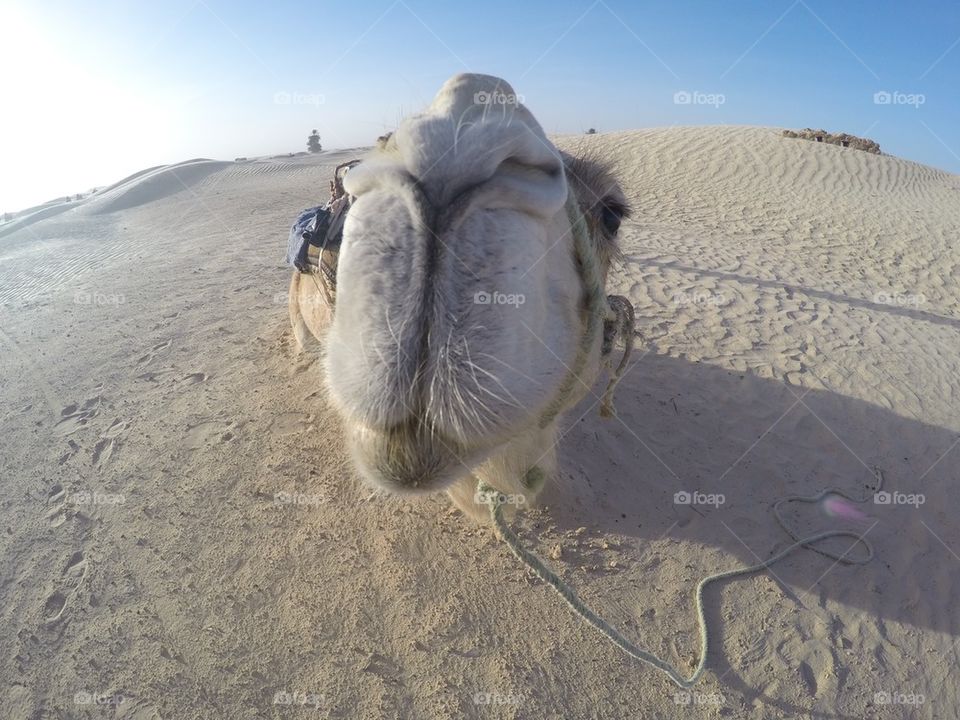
[324,74,628,495]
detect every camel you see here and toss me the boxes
[289,73,631,522]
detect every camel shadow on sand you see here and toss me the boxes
[643,258,960,332]
[537,349,958,719]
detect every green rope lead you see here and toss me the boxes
[482,181,878,689]
[537,195,608,431]
[479,481,876,689]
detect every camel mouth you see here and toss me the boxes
[346,418,485,494]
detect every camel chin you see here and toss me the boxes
[289,73,629,523]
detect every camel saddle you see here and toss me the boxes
[285,161,360,293]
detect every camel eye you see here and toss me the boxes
[599,200,626,235]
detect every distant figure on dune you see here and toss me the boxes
[287,73,634,522]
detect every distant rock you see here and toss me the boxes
[782,128,881,154]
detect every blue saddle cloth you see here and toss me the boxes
[286,205,331,272]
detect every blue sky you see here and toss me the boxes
[2,0,959,211]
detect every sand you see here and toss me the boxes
[1,127,958,719]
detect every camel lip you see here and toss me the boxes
[353,456,462,495]
[345,420,485,495]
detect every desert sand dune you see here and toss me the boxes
[84,159,235,215]
[0,127,957,718]
[0,199,82,241]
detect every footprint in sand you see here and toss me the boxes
[269,412,313,436]
[109,698,162,719]
[58,439,80,465]
[136,340,172,368]
[360,652,402,683]
[93,418,130,465]
[91,418,128,465]
[184,420,236,449]
[92,438,115,466]
[54,396,102,436]
[45,484,68,528]
[180,372,208,384]
[135,369,175,383]
[101,418,128,438]
[799,660,818,697]
[42,551,88,624]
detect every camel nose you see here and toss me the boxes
[345,417,484,494]
[325,73,580,447]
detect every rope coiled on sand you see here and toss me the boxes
[479,472,878,689]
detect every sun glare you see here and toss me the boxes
[1,3,174,209]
